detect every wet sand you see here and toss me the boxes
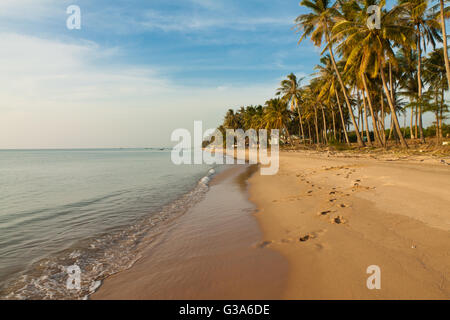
[92,165,288,299]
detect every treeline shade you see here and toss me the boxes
[216,0,449,148]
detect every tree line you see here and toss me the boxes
[216,0,449,149]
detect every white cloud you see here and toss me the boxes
[0,0,60,21]
[139,10,294,33]
[0,33,278,148]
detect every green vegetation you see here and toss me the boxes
[216,0,449,148]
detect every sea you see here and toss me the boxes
[0,148,225,299]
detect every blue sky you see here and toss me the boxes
[0,0,445,148]
[45,0,317,86]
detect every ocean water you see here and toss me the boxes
[0,149,223,299]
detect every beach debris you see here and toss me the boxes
[443,141,449,146]
[318,210,331,216]
[411,245,417,249]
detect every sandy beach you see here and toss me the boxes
[93,150,450,300]
[250,150,450,299]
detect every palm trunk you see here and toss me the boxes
[314,105,320,144]
[380,94,386,145]
[332,108,336,140]
[435,111,440,142]
[410,105,415,139]
[440,0,450,90]
[417,33,425,143]
[282,123,294,146]
[321,106,328,144]
[335,90,350,145]
[326,32,364,146]
[307,122,312,145]
[439,88,444,139]
[389,63,400,144]
[362,73,383,146]
[295,100,305,144]
[415,105,418,138]
[357,104,361,135]
[388,116,394,140]
[389,63,395,102]
[380,65,408,148]
[334,90,350,145]
[362,93,372,146]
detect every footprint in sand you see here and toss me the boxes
[331,216,347,225]
[299,234,314,242]
[257,240,273,248]
[318,210,332,216]
[299,229,327,242]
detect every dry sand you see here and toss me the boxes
[250,150,450,299]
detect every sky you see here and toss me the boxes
[0,0,446,148]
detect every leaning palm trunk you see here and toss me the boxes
[362,74,383,146]
[283,124,294,146]
[440,0,450,90]
[326,33,364,147]
[388,116,394,141]
[380,94,386,145]
[379,65,408,148]
[335,90,350,145]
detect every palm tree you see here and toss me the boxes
[423,47,449,140]
[398,48,421,139]
[295,0,365,146]
[315,55,351,144]
[224,109,241,130]
[400,0,442,143]
[333,0,411,148]
[432,0,450,89]
[276,73,306,141]
[263,98,293,144]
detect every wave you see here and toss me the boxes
[0,168,217,300]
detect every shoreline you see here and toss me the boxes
[92,149,450,299]
[92,164,288,299]
[248,150,450,299]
